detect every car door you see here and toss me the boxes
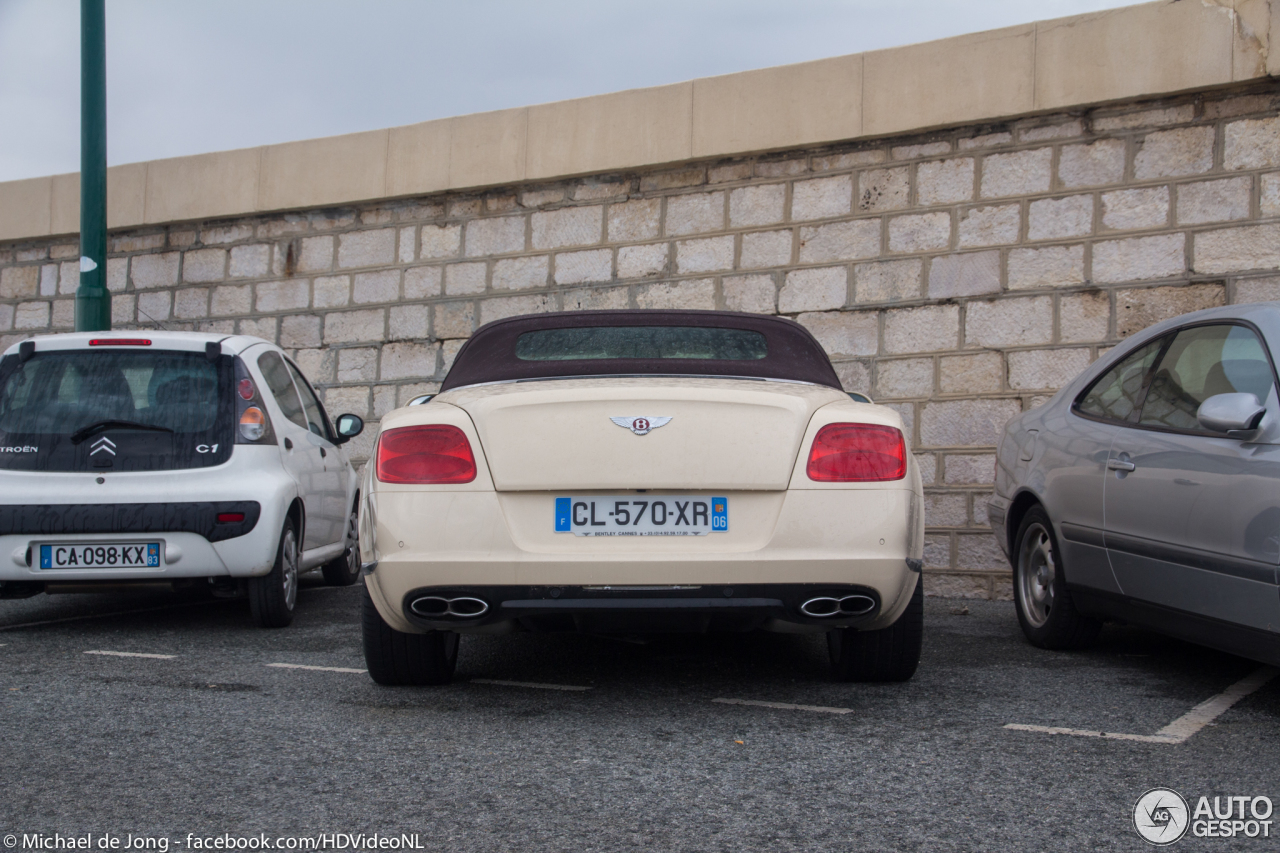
[284,357,347,549]
[1052,337,1167,593]
[1104,322,1280,632]
[257,350,330,553]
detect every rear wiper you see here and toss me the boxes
[69,420,175,444]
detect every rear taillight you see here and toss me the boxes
[376,425,476,484]
[233,357,274,445]
[216,512,245,524]
[806,423,906,482]
[239,407,266,441]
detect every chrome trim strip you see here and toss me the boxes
[581,585,702,591]
[454,374,821,390]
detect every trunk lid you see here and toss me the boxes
[439,377,848,491]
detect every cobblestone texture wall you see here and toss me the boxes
[3,83,1280,599]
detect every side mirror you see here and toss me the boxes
[1197,393,1266,435]
[334,413,364,443]
[407,394,435,406]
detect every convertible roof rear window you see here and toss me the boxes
[442,310,841,390]
[515,326,767,361]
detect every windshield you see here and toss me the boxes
[0,349,234,472]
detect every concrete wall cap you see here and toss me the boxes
[1,0,1274,242]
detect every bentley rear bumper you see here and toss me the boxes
[398,582,895,634]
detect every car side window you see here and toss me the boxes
[1138,324,1275,431]
[257,351,308,430]
[1076,338,1166,423]
[286,360,332,440]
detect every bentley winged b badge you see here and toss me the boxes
[610,416,672,436]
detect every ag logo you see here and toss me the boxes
[1134,788,1190,845]
[89,436,116,456]
[609,416,672,436]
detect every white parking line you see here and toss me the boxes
[266,663,367,674]
[471,678,591,692]
[713,697,854,715]
[84,650,176,660]
[1002,724,1178,744]
[1153,666,1277,741]
[1005,666,1277,745]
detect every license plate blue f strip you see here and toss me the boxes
[555,497,727,536]
[39,542,161,569]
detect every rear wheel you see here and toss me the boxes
[828,575,922,682]
[321,503,361,587]
[362,584,458,686]
[249,518,298,628]
[1013,506,1101,650]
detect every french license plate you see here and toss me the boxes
[39,542,161,569]
[555,497,727,537]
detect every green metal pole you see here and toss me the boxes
[75,0,110,332]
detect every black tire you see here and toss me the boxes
[321,502,361,587]
[1012,506,1102,650]
[249,517,299,629]
[828,575,923,682]
[361,583,458,686]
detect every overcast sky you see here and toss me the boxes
[0,0,1148,183]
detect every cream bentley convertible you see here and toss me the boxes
[359,310,925,685]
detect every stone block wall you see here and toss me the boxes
[3,82,1280,599]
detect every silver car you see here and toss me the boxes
[989,302,1279,666]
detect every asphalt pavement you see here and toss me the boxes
[0,579,1276,852]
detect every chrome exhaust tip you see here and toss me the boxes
[800,596,840,617]
[800,594,876,618]
[447,596,489,617]
[835,594,876,616]
[409,595,490,619]
[409,596,450,616]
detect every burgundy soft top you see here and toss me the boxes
[440,310,842,391]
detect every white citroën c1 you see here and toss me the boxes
[0,330,368,628]
[359,310,925,685]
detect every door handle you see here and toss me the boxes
[319,447,327,458]
[1106,459,1135,472]
[283,437,293,451]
